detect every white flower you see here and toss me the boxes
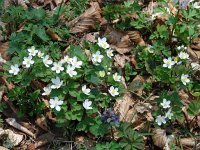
[178,51,189,60]
[43,55,53,67]
[107,72,111,75]
[97,37,109,49]
[70,56,82,68]
[51,77,63,89]
[113,73,121,82]
[106,49,114,58]
[108,86,119,97]
[82,85,90,95]
[173,56,182,65]
[192,2,200,9]
[51,62,64,74]
[83,99,92,110]
[37,51,44,58]
[177,46,182,50]
[191,62,200,71]
[91,51,104,64]
[49,97,63,111]
[28,46,38,56]
[99,71,105,77]
[165,109,173,120]
[155,115,166,126]
[22,56,34,68]
[60,55,71,64]
[163,57,175,69]
[161,98,171,109]
[42,86,52,96]
[66,65,77,77]
[9,64,20,75]
[181,74,190,85]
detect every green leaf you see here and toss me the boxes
[187,99,200,116]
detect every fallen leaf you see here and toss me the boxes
[188,47,200,61]
[0,146,9,150]
[127,31,146,46]
[68,2,102,33]
[180,138,196,147]
[35,115,48,131]
[84,32,99,43]
[4,0,28,9]
[0,128,24,148]
[103,25,133,54]
[114,93,136,122]
[6,118,36,138]
[114,54,130,68]
[46,28,62,41]
[134,102,152,114]
[0,42,10,61]
[191,37,200,51]
[152,129,175,149]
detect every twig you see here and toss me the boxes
[6,118,36,138]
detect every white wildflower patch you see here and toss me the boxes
[161,98,171,109]
[70,56,82,68]
[9,64,20,75]
[113,73,121,82]
[49,97,63,111]
[28,46,38,56]
[178,51,189,60]
[66,65,77,77]
[51,62,64,74]
[108,86,119,97]
[97,37,109,49]
[181,74,190,85]
[91,51,104,64]
[23,56,34,68]
[155,115,166,126]
[163,57,175,69]
[165,109,173,120]
[43,55,53,67]
[37,51,44,58]
[51,77,63,89]
[83,99,92,110]
[106,49,114,58]
[42,86,52,96]
[82,85,90,95]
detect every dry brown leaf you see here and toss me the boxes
[134,102,152,114]
[0,86,5,101]
[180,138,196,147]
[0,128,24,148]
[0,146,9,150]
[3,95,18,114]
[84,32,99,43]
[127,31,146,46]
[152,129,175,149]
[4,0,28,9]
[114,93,136,122]
[46,111,57,122]
[0,77,14,90]
[103,25,133,54]
[46,28,62,41]
[6,118,36,138]
[68,2,102,33]
[188,47,200,61]
[168,0,177,15]
[35,115,48,131]
[114,54,130,68]
[191,37,200,50]
[0,42,11,61]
